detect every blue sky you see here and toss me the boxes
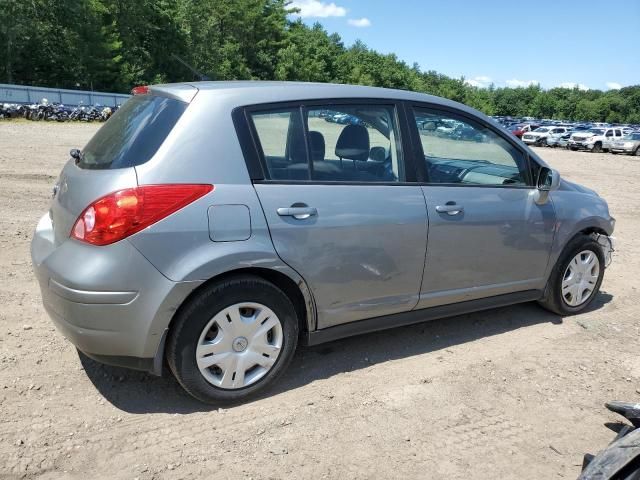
[289,0,639,91]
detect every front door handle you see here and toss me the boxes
[277,206,318,220]
[435,203,464,216]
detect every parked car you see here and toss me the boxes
[569,127,624,152]
[435,118,458,136]
[609,132,640,155]
[452,123,486,142]
[31,82,615,404]
[547,132,572,148]
[510,123,539,138]
[522,126,571,146]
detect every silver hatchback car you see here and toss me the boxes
[31,82,615,404]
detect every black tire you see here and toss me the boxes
[538,235,605,316]
[592,142,603,153]
[635,146,640,157]
[166,275,299,404]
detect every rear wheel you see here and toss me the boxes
[167,275,299,404]
[538,235,605,316]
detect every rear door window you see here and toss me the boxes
[305,105,404,182]
[79,95,187,169]
[248,104,404,183]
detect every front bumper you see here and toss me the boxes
[568,140,595,149]
[593,233,615,267]
[31,213,199,373]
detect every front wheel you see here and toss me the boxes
[592,142,603,153]
[166,275,299,404]
[635,146,640,157]
[538,235,605,316]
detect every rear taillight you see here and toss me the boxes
[131,85,149,95]
[71,184,213,246]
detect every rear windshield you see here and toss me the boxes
[79,95,187,169]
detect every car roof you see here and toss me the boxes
[150,80,490,121]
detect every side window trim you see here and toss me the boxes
[299,105,314,179]
[405,101,534,187]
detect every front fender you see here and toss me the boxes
[544,190,615,281]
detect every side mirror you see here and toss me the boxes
[535,167,560,204]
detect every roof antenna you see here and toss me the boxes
[172,54,211,81]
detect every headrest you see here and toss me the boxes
[335,124,369,161]
[369,146,386,162]
[308,131,325,161]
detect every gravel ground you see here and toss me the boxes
[0,122,639,479]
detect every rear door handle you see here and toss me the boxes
[435,203,464,216]
[277,206,317,220]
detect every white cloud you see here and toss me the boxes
[347,17,371,27]
[464,76,492,88]
[606,82,623,90]
[505,79,539,88]
[289,0,346,18]
[558,82,589,91]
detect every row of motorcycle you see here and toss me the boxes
[0,100,118,122]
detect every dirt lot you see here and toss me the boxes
[1,122,639,479]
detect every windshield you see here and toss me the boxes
[588,129,605,135]
[533,127,550,133]
[80,95,187,169]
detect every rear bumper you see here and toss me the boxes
[31,214,200,372]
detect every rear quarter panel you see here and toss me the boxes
[128,90,316,328]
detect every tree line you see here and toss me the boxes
[1,0,638,123]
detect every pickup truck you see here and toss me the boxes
[522,126,571,146]
[568,127,624,152]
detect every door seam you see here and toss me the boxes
[413,185,430,311]
[250,183,319,331]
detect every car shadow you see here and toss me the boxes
[79,292,613,414]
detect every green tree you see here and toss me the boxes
[1,1,638,123]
